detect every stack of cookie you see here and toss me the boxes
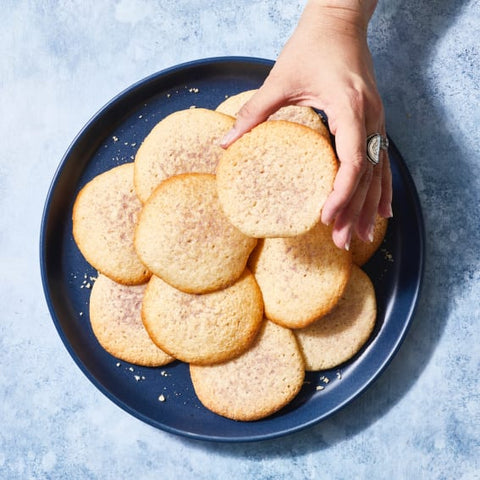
[72,92,387,421]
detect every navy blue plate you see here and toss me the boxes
[40,57,424,442]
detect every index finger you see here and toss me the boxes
[220,82,286,148]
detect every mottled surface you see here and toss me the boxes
[1,0,479,478]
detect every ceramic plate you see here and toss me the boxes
[40,57,424,442]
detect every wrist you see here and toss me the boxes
[306,0,378,33]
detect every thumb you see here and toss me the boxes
[220,84,285,148]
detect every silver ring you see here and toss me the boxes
[366,133,389,166]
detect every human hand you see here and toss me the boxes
[221,0,393,250]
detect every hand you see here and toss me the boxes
[221,0,393,250]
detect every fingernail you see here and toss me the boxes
[321,210,333,227]
[368,224,375,243]
[344,230,352,251]
[386,203,393,218]
[220,128,236,148]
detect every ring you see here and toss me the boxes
[366,133,389,166]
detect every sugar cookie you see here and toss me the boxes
[216,89,329,138]
[72,163,150,285]
[89,274,174,366]
[189,320,305,421]
[134,173,257,294]
[141,270,264,365]
[134,108,235,202]
[216,120,337,237]
[351,215,388,266]
[248,222,352,328]
[295,265,377,370]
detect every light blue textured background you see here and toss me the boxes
[1,0,479,479]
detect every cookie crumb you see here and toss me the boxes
[315,385,325,391]
[112,136,119,142]
[381,248,394,262]
[158,394,166,402]
[80,275,96,289]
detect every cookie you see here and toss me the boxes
[89,274,174,367]
[216,120,338,237]
[248,222,352,328]
[141,270,264,365]
[189,320,305,421]
[134,108,235,202]
[351,215,389,266]
[134,173,257,294]
[72,163,151,285]
[216,89,330,138]
[294,265,377,370]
